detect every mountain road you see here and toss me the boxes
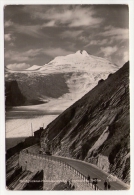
[51,155,129,190]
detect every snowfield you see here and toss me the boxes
[26,65,42,71]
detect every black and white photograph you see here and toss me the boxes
[3,3,130,191]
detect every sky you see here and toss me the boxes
[4,4,129,70]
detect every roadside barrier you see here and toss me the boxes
[19,147,99,190]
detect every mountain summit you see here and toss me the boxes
[39,50,117,74]
[75,50,89,56]
[5,50,119,112]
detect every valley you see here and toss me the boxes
[5,50,119,149]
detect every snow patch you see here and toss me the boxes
[26,65,42,71]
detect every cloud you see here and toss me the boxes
[4,33,15,45]
[14,24,46,38]
[4,34,12,41]
[61,30,83,39]
[123,51,129,62]
[99,26,129,41]
[43,47,72,57]
[42,20,56,27]
[85,39,108,47]
[9,42,15,47]
[5,18,46,39]
[23,5,103,28]
[100,46,118,58]
[5,48,43,62]
[61,30,90,43]
[5,47,72,63]
[5,20,13,27]
[6,63,31,70]
[5,50,29,62]
[90,39,108,45]
[113,49,129,66]
[4,6,103,40]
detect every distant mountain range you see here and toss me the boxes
[5,50,119,110]
[40,61,130,183]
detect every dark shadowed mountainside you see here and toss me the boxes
[5,80,26,107]
[5,73,69,101]
[40,61,130,183]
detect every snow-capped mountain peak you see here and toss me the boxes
[75,50,89,56]
[5,50,120,113]
[38,50,118,74]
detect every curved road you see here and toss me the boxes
[26,145,129,190]
[51,155,129,190]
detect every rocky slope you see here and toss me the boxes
[40,61,130,183]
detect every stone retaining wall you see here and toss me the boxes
[19,150,93,190]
